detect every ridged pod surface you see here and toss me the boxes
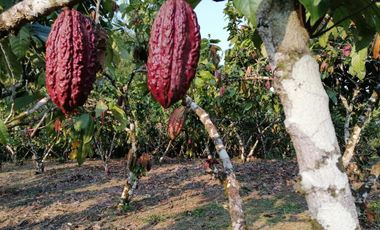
[168,106,186,140]
[45,9,97,114]
[147,0,201,108]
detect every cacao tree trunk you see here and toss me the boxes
[185,96,246,230]
[256,1,360,229]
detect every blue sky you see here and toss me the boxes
[194,1,230,53]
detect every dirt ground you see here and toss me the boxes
[0,158,376,229]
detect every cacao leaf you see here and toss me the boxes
[14,94,39,111]
[0,119,9,145]
[95,101,108,118]
[349,47,368,80]
[325,88,338,105]
[74,114,90,132]
[110,105,127,131]
[9,27,31,59]
[0,38,22,80]
[0,0,13,11]
[29,23,51,43]
[298,0,328,25]
[83,118,94,145]
[233,0,263,26]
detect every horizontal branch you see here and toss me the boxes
[0,82,24,99]
[6,96,50,128]
[0,0,80,38]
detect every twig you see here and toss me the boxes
[159,139,173,163]
[95,0,102,24]
[30,110,49,138]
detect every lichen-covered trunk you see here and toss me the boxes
[256,1,359,229]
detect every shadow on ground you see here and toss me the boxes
[0,159,316,229]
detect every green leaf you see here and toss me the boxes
[14,94,39,111]
[83,118,94,144]
[233,0,263,26]
[325,88,338,105]
[0,0,14,11]
[110,105,127,130]
[9,27,31,59]
[0,38,23,80]
[29,23,51,43]
[349,47,368,80]
[299,0,329,25]
[0,119,10,145]
[95,101,108,118]
[74,114,90,132]
[198,70,213,80]
[318,31,329,48]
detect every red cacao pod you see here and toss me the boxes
[168,106,187,140]
[147,0,201,108]
[45,9,97,114]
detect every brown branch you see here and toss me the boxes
[0,0,80,39]
[30,110,49,138]
[185,95,246,230]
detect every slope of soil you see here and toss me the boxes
[0,158,321,229]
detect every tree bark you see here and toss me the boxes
[256,1,360,229]
[0,0,79,39]
[185,96,246,230]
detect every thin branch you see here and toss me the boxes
[6,96,50,128]
[95,0,102,24]
[159,139,173,163]
[30,110,49,138]
[0,82,24,99]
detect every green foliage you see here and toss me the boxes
[349,47,368,80]
[0,119,9,145]
[299,0,380,49]
[233,0,262,26]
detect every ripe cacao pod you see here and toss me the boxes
[45,9,97,114]
[147,0,201,108]
[168,106,187,140]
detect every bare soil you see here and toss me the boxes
[0,158,347,229]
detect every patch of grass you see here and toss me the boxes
[118,203,134,213]
[368,200,380,222]
[245,192,306,225]
[144,214,167,225]
[170,202,230,230]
